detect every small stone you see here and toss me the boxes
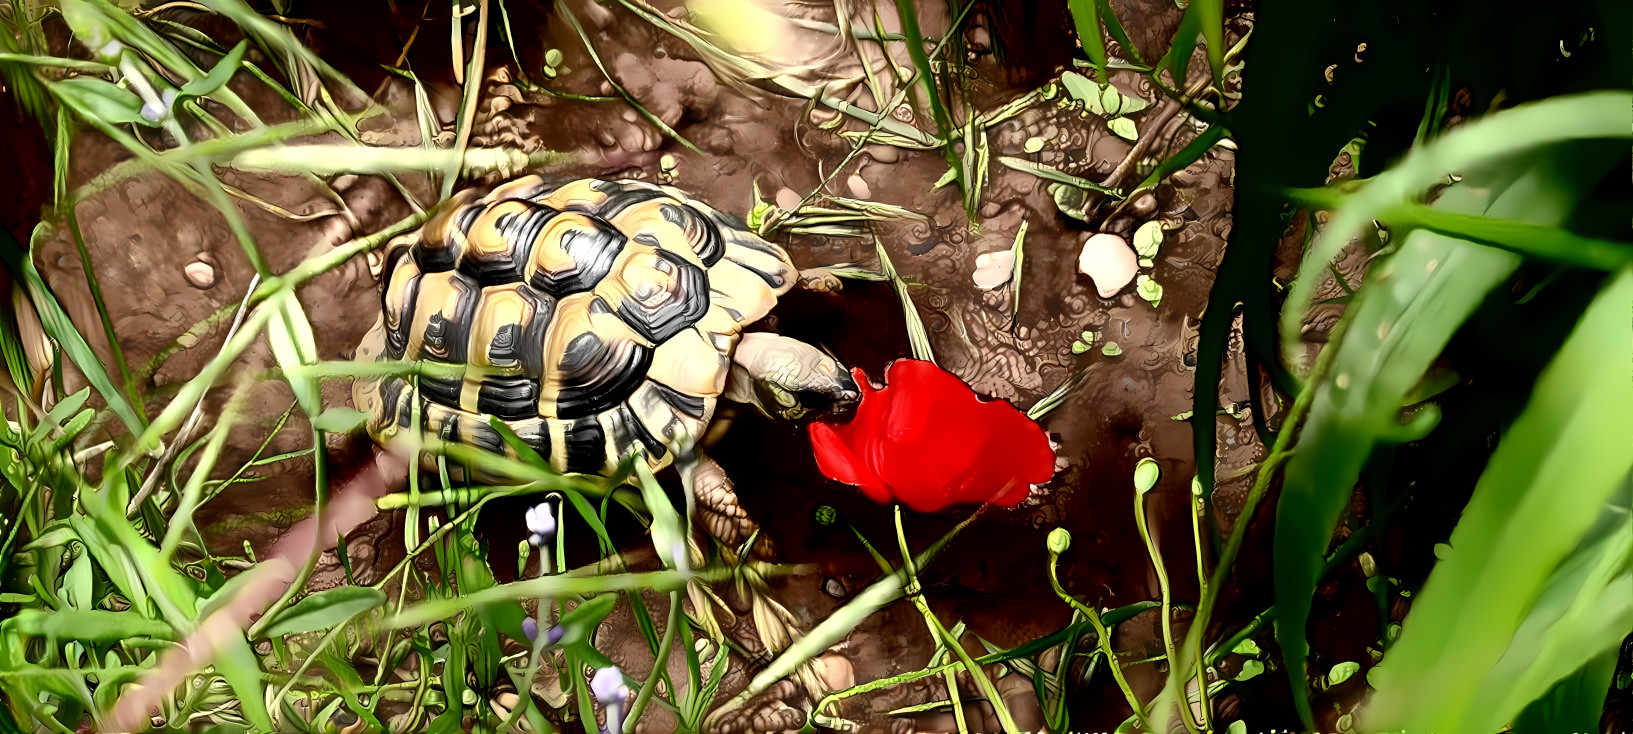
[816,652,855,692]
[774,187,802,212]
[865,144,900,164]
[972,250,1015,290]
[1076,233,1138,298]
[183,261,216,289]
[845,173,871,199]
[822,578,848,598]
[966,26,991,52]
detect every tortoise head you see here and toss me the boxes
[725,332,861,422]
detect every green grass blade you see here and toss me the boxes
[1196,0,1223,86]
[1279,91,1632,357]
[1271,144,1621,729]
[557,0,702,155]
[1162,4,1201,86]
[1066,0,1109,82]
[1091,0,1143,65]
[890,0,961,192]
[1363,267,1633,731]
[18,227,145,433]
[874,236,935,363]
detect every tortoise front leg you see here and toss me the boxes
[691,454,755,554]
[796,267,844,294]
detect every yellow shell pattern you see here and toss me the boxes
[352,177,797,475]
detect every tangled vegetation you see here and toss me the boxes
[0,0,1628,731]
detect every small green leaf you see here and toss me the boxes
[1136,274,1164,306]
[261,586,385,638]
[1329,661,1361,686]
[1023,136,1045,153]
[1101,341,1123,356]
[310,406,368,433]
[1071,341,1089,354]
[1060,71,1151,118]
[1237,659,1264,681]
[1227,721,1247,734]
[52,77,155,127]
[544,48,564,67]
[1132,220,1164,259]
[1108,116,1139,140]
[179,40,247,98]
[1233,638,1262,656]
[553,593,619,650]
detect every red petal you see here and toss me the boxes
[807,359,1056,513]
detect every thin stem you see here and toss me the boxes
[896,505,1021,733]
[1164,312,1353,727]
[1189,489,1214,732]
[1047,552,1151,731]
[1137,487,1200,734]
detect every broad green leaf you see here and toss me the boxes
[29,387,90,442]
[52,77,156,127]
[1107,116,1139,141]
[1280,92,1631,356]
[1364,269,1633,730]
[1196,0,1224,86]
[267,291,321,416]
[20,227,145,433]
[1272,111,1628,728]
[633,461,685,572]
[554,593,619,651]
[216,630,273,730]
[261,585,386,639]
[1162,4,1202,87]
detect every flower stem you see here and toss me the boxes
[1162,311,1353,730]
[1137,488,1202,734]
[1189,490,1214,732]
[1047,553,1151,731]
[895,505,1022,733]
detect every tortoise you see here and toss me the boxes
[351,175,861,547]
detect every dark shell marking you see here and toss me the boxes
[357,177,796,475]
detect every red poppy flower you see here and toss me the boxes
[807,359,1056,513]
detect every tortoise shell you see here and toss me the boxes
[352,177,797,475]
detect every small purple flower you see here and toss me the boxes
[521,617,566,646]
[591,666,628,705]
[525,501,556,547]
[592,666,629,733]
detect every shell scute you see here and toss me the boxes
[523,212,627,298]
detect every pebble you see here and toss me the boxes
[774,187,802,212]
[1077,233,1138,298]
[972,250,1015,290]
[865,144,900,164]
[845,173,871,199]
[183,261,216,289]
